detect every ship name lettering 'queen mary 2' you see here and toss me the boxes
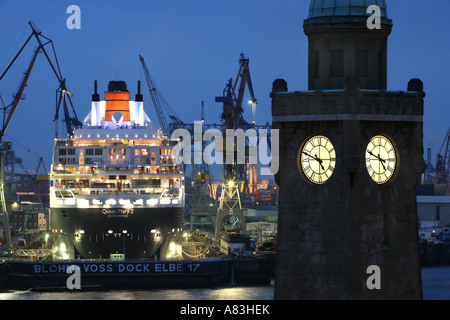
[50,80,184,260]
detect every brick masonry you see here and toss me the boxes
[271,80,425,299]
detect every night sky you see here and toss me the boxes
[0,0,449,174]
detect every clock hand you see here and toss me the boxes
[376,153,386,163]
[303,151,325,170]
[368,150,387,170]
[302,151,316,160]
[314,154,325,171]
[368,150,386,163]
[367,150,378,159]
[377,153,386,170]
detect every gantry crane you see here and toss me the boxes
[214,53,259,239]
[436,128,450,185]
[0,21,78,251]
[138,53,271,239]
[216,53,257,130]
[0,22,81,140]
[139,55,218,232]
[139,54,183,135]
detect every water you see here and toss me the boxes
[1,267,449,300]
[421,266,450,300]
[0,284,274,300]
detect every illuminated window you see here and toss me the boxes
[109,148,125,156]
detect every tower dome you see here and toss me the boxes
[306,0,391,25]
[304,0,393,91]
[309,0,388,18]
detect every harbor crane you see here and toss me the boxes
[139,54,183,136]
[0,22,81,140]
[138,54,272,239]
[214,53,260,239]
[139,55,218,232]
[436,127,450,185]
[0,21,79,252]
[216,53,258,130]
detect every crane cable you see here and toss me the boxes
[3,133,43,160]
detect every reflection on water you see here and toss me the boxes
[1,267,449,300]
[0,283,275,300]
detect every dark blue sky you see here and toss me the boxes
[0,0,449,173]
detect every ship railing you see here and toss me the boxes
[53,186,167,195]
[51,164,182,175]
[52,187,184,206]
[14,249,53,258]
[54,139,74,146]
[86,188,161,195]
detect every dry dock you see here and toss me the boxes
[0,257,274,291]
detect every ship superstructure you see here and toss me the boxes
[50,80,185,260]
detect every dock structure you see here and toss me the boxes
[0,257,273,291]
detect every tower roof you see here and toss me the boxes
[309,0,388,19]
[306,0,391,25]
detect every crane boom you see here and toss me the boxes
[0,47,40,141]
[0,22,81,138]
[139,55,169,134]
[0,21,79,253]
[28,22,82,135]
[216,53,257,130]
[234,53,257,119]
[437,128,450,184]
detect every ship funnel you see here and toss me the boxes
[92,80,100,102]
[105,80,131,122]
[136,80,143,102]
[108,80,128,92]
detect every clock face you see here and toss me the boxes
[365,135,397,184]
[298,135,336,185]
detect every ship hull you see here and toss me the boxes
[50,206,184,260]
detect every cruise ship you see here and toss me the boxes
[50,80,185,260]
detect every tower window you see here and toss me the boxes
[330,50,344,78]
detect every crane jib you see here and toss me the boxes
[1,21,81,142]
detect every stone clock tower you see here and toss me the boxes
[272,0,425,299]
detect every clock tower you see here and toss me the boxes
[272,0,425,299]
